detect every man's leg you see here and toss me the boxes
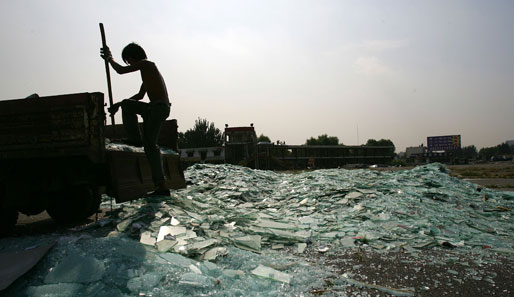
[121,99,148,145]
[142,103,170,188]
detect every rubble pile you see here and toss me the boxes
[2,163,513,296]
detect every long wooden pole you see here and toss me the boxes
[99,23,116,127]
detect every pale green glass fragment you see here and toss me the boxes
[158,252,193,267]
[126,272,164,293]
[257,219,296,230]
[170,217,181,226]
[222,269,244,278]
[251,264,291,283]
[178,273,212,288]
[186,239,218,252]
[139,232,156,246]
[156,239,177,252]
[44,253,105,284]
[116,218,133,232]
[189,264,202,274]
[157,226,186,241]
[345,192,363,199]
[234,235,261,252]
[202,247,228,261]
[25,284,84,297]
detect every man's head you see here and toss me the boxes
[122,43,147,64]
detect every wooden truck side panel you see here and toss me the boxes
[107,150,186,203]
[0,92,105,163]
[104,118,185,202]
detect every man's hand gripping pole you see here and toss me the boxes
[99,23,117,126]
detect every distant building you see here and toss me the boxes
[427,135,461,152]
[224,124,257,144]
[182,123,395,169]
[224,124,258,166]
[405,146,427,158]
[507,140,514,147]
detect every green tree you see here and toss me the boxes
[178,118,223,148]
[257,134,271,143]
[479,142,514,160]
[305,134,340,145]
[365,139,396,153]
[459,145,478,159]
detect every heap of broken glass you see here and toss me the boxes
[124,163,514,256]
[4,163,514,296]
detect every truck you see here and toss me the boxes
[0,92,186,235]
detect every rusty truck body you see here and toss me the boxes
[0,92,185,234]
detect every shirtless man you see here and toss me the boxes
[101,43,171,196]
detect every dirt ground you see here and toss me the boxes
[303,245,514,296]
[6,162,514,296]
[13,209,111,237]
[447,162,514,192]
[447,162,514,180]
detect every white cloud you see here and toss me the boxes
[353,56,393,76]
[361,39,409,51]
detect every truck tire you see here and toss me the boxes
[84,188,102,218]
[19,205,45,216]
[0,181,18,236]
[18,195,46,216]
[46,186,94,224]
[0,207,18,237]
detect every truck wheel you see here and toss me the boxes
[84,188,102,218]
[0,207,18,237]
[46,186,93,224]
[19,196,46,216]
[19,205,45,216]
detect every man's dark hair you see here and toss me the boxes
[122,43,147,64]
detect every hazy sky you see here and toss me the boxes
[1,0,513,151]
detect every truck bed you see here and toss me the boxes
[0,93,105,162]
[0,92,185,205]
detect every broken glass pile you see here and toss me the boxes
[2,163,513,296]
[147,163,514,255]
[105,139,178,155]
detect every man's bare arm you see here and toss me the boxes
[108,59,143,74]
[130,84,146,100]
[100,47,143,74]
